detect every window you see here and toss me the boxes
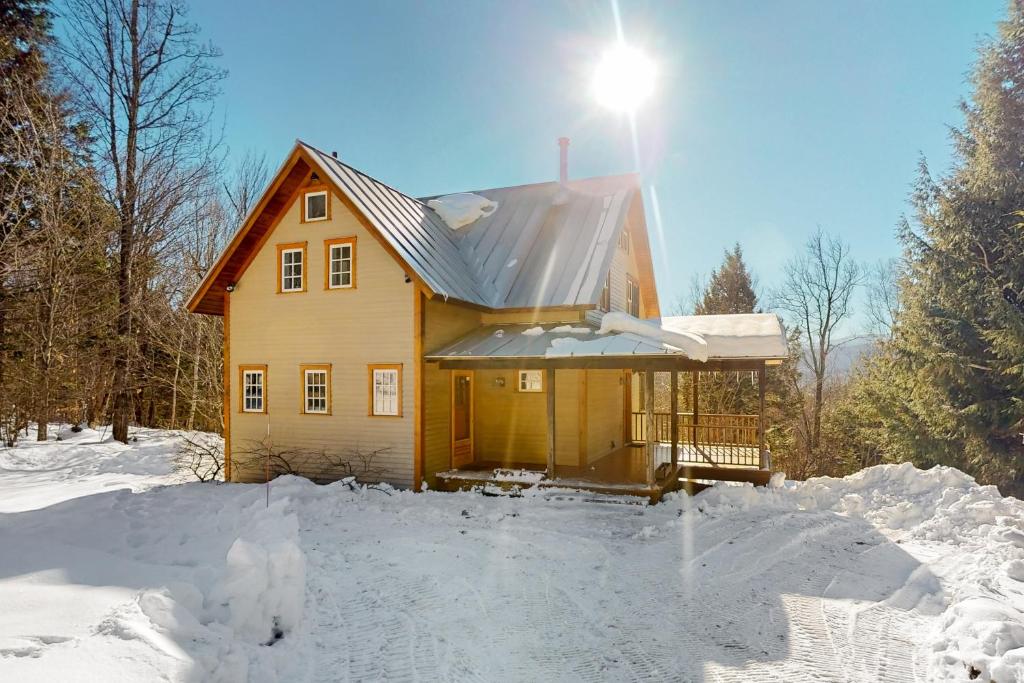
[303,189,329,222]
[618,229,630,253]
[277,242,307,293]
[626,275,640,317]
[517,369,543,393]
[599,271,611,311]
[301,364,331,414]
[324,237,356,289]
[369,364,402,416]
[239,365,267,413]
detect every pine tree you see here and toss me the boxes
[867,2,1024,495]
[695,244,759,315]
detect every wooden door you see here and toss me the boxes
[451,371,474,468]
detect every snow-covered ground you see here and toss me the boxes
[0,428,1022,682]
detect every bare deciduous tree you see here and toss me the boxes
[772,229,862,461]
[865,258,902,340]
[58,0,225,443]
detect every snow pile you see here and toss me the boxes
[210,495,306,645]
[691,463,1024,682]
[598,311,709,361]
[550,324,591,334]
[427,192,498,230]
[522,325,545,336]
[2,430,1023,681]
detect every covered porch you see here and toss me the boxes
[433,364,772,502]
[426,313,787,502]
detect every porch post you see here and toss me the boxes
[546,367,556,479]
[670,370,679,469]
[645,370,655,484]
[691,370,699,447]
[758,363,766,469]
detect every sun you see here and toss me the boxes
[591,43,656,114]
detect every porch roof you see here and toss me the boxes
[424,312,788,365]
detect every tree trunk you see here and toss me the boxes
[187,323,201,431]
[169,328,185,429]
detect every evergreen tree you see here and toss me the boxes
[865,3,1024,495]
[695,243,759,315]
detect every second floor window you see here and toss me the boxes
[279,244,305,292]
[325,237,355,289]
[626,276,640,317]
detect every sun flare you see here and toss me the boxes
[591,43,656,113]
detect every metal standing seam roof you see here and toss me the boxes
[423,322,679,360]
[425,314,790,361]
[303,143,490,305]
[302,142,639,310]
[421,176,639,310]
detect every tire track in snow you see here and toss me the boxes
[293,494,941,682]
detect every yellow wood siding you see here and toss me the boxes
[229,188,416,486]
[471,369,579,466]
[609,223,644,315]
[422,299,481,487]
[585,370,624,463]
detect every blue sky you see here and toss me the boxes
[189,0,1004,322]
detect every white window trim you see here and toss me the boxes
[517,369,543,393]
[242,369,265,413]
[328,242,353,289]
[304,369,329,414]
[281,247,304,292]
[304,190,328,222]
[372,368,400,416]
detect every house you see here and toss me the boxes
[187,139,788,500]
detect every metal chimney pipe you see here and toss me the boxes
[558,137,570,184]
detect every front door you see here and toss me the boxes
[452,371,474,468]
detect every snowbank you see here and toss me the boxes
[426,193,497,230]
[689,462,1024,682]
[2,430,1023,682]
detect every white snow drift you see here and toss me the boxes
[0,428,1021,682]
[426,192,498,230]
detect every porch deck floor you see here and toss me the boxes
[437,442,768,499]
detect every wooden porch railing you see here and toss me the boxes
[631,412,762,467]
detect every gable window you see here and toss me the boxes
[369,364,402,416]
[618,229,630,253]
[599,271,611,311]
[301,364,331,414]
[303,189,329,222]
[277,242,307,293]
[517,369,543,393]
[626,275,640,317]
[239,365,267,413]
[324,237,356,289]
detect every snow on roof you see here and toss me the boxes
[424,312,788,362]
[661,313,789,360]
[426,193,498,230]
